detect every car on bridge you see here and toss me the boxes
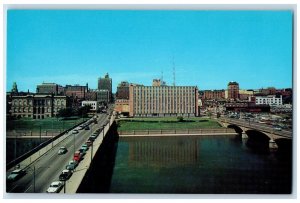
[90,134,98,140]
[66,160,78,170]
[59,169,72,181]
[73,151,83,162]
[86,140,92,147]
[46,181,64,193]
[81,144,89,151]
[7,169,26,182]
[72,129,79,134]
[58,147,68,155]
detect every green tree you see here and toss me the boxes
[57,107,74,118]
[177,116,184,122]
[77,105,92,118]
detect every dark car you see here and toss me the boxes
[59,169,72,181]
[78,148,87,155]
[7,169,26,182]
[84,126,90,130]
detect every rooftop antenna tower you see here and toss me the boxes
[172,56,176,86]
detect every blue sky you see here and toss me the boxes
[6,10,293,92]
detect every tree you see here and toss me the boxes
[177,116,184,122]
[57,107,74,118]
[207,111,212,119]
[77,105,92,118]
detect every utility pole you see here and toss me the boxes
[91,143,93,164]
[39,125,42,144]
[33,165,36,193]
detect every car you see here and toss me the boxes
[88,136,95,142]
[66,160,78,170]
[7,169,26,182]
[273,126,282,131]
[79,148,87,155]
[58,147,68,155]
[72,129,79,134]
[81,144,89,151]
[84,126,90,130]
[46,181,64,193]
[90,134,97,140]
[77,125,84,130]
[95,129,101,133]
[59,169,72,181]
[73,151,83,162]
[86,140,93,147]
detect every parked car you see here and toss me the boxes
[58,147,68,155]
[79,148,87,155]
[59,169,72,181]
[81,144,89,151]
[84,126,90,130]
[90,134,97,140]
[66,160,78,170]
[46,181,64,193]
[7,169,26,182]
[73,151,83,162]
[86,140,93,147]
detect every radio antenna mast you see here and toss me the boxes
[172,56,176,86]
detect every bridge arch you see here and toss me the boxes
[227,124,243,134]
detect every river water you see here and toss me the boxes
[109,134,292,194]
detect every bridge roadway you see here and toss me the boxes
[6,113,111,193]
[218,117,292,139]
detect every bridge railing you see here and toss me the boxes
[218,118,292,138]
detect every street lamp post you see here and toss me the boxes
[39,125,42,144]
[91,143,93,164]
[64,180,66,193]
[102,125,105,138]
[33,165,36,193]
[73,132,76,155]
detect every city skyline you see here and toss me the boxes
[6,10,293,92]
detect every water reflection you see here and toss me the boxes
[127,136,198,167]
[111,135,292,194]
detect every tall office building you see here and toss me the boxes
[98,73,112,102]
[129,85,199,117]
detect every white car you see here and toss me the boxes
[58,147,68,155]
[72,129,79,134]
[46,181,64,193]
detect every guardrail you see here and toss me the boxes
[118,128,236,136]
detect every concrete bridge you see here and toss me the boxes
[6,112,116,194]
[218,117,292,150]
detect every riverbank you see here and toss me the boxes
[117,117,222,131]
